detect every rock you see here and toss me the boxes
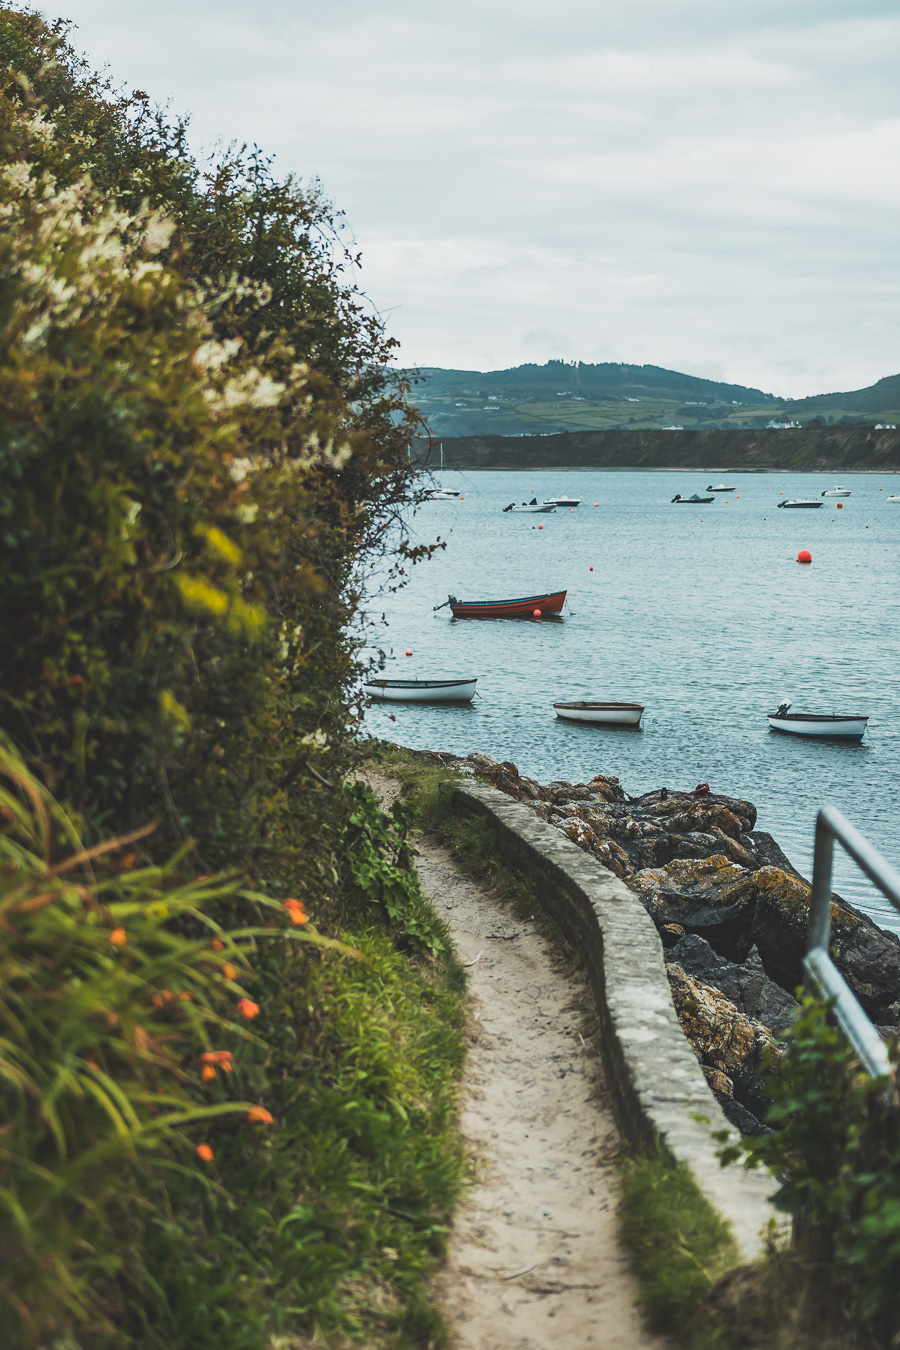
[628,855,757,960]
[544,780,600,804]
[630,789,758,834]
[666,933,798,1036]
[746,830,805,880]
[587,773,627,803]
[667,962,782,1123]
[749,867,900,1019]
[659,923,687,947]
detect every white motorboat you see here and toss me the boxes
[767,701,868,741]
[543,495,581,507]
[365,678,477,703]
[423,487,461,500]
[671,493,714,504]
[822,486,852,497]
[502,501,556,513]
[706,484,736,492]
[776,499,822,509]
[887,494,900,503]
[553,700,644,727]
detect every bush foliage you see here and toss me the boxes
[0,9,462,1347]
[724,997,900,1347]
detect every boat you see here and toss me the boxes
[776,499,823,509]
[767,701,868,741]
[364,677,477,703]
[543,495,581,507]
[887,494,900,503]
[553,700,643,727]
[436,589,567,620]
[822,486,852,497]
[503,499,556,513]
[671,493,714,504]
[706,484,736,492]
[423,487,461,500]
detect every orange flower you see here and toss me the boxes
[222,962,237,980]
[121,852,136,870]
[196,1143,214,1163]
[109,927,127,946]
[237,998,260,1019]
[246,1105,274,1124]
[283,898,308,926]
[201,1064,217,1082]
[68,674,84,686]
[179,990,193,1002]
[210,938,225,951]
[200,1050,234,1066]
[151,994,164,1010]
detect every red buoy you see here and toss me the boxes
[533,609,542,618]
[797,549,812,564]
[538,524,544,529]
[589,566,594,571]
[837,501,843,509]
[405,648,413,655]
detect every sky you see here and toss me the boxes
[31,0,900,396]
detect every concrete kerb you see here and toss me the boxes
[451,779,777,1262]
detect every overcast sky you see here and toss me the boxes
[33,0,900,395]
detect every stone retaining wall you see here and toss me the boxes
[452,778,776,1260]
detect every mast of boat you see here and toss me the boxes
[440,441,444,473]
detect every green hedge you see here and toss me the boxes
[0,11,462,1347]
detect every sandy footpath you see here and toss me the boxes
[365,774,667,1350]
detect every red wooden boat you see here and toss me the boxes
[438,589,567,620]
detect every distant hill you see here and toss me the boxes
[410,360,900,437]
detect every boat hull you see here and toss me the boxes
[543,497,581,507]
[365,678,477,703]
[554,701,643,726]
[450,590,567,620]
[767,714,868,740]
[504,504,556,513]
[777,501,822,508]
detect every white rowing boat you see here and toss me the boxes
[767,701,868,740]
[364,677,477,703]
[553,700,644,727]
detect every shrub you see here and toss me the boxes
[724,997,900,1345]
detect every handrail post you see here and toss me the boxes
[804,805,892,1080]
[808,812,835,955]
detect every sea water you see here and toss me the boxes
[361,469,900,935]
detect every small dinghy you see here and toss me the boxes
[543,495,581,507]
[435,590,567,619]
[822,486,852,497]
[776,499,823,509]
[503,498,556,513]
[767,700,868,740]
[553,700,644,727]
[672,493,714,504]
[706,484,736,492]
[364,678,477,703]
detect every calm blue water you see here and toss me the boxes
[361,469,900,934]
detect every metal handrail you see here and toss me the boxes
[805,804,900,1078]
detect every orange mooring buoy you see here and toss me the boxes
[533,609,542,618]
[797,549,812,564]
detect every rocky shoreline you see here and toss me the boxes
[402,747,900,1135]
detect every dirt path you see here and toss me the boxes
[367,774,667,1350]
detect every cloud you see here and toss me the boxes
[44,0,900,394]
